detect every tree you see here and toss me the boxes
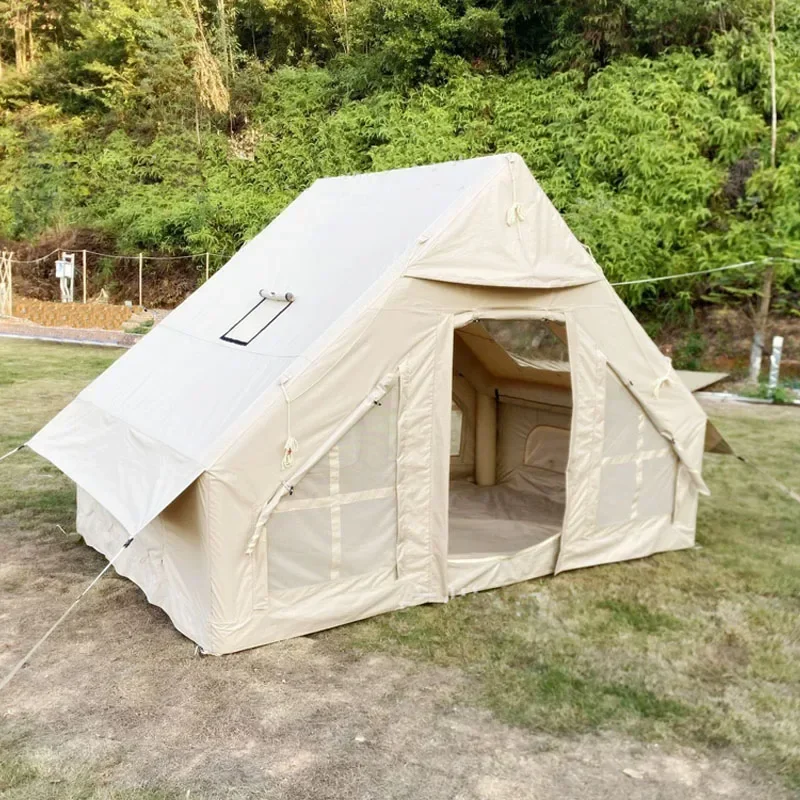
[749,0,778,383]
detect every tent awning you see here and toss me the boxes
[676,370,729,393]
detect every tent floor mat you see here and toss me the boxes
[447,467,565,559]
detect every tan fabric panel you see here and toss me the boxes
[556,514,694,575]
[677,370,728,392]
[396,318,452,595]
[405,154,601,288]
[211,569,423,650]
[705,419,734,454]
[524,426,571,473]
[447,534,559,595]
[674,465,700,529]
[557,316,609,573]
[497,400,571,481]
[76,481,214,651]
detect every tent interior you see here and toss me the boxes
[449,318,572,562]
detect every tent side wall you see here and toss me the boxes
[201,296,454,654]
[75,476,215,650]
[199,275,707,654]
[72,273,706,655]
[555,293,706,573]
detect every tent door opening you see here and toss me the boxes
[447,317,571,567]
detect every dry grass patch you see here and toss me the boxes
[0,341,120,536]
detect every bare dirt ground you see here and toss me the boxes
[1,527,790,799]
[0,320,141,347]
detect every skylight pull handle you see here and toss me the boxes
[259,289,295,302]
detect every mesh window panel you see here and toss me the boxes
[340,497,397,578]
[265,380,400,594]
[339,386,398,495]
[481,319,568,364]
[291,455,331,500]
[641,415,669,452]
[638,456,677,518]
[603,372,640,458]
[596,461,638,527]
[268,507,333,591]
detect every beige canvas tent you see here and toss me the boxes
[29,153,717,654]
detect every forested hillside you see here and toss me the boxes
[0,0,799,320]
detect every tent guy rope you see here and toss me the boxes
[280,378,299,470]
[0,443,26,463]
[737,455,800,506]
[609,256,800,287]
[0,535,135,694]
[0,441,137,694]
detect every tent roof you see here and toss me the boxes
[675,370,729,393]
[29,153,602,535]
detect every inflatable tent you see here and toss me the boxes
[29,154,714,654]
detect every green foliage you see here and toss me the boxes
[738,379,799,404]
[128,318,154,334]
[0,0,798,317]
[673,331,707,370]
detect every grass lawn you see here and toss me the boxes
[1,338,799,793]
[331,403,800,787]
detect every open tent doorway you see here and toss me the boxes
[447,317,572,588]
